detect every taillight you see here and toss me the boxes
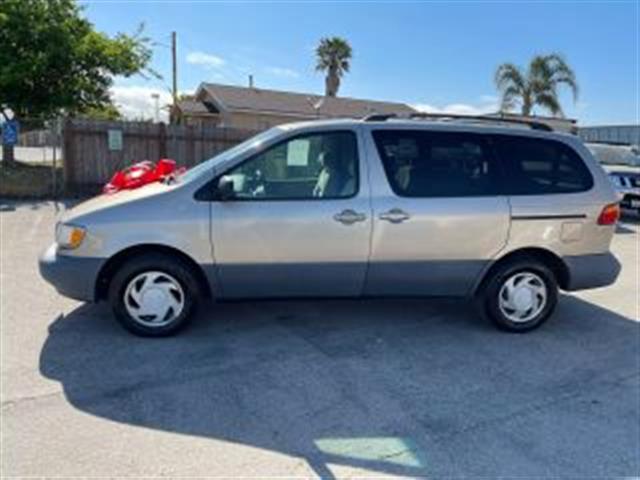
[597,203,620,225]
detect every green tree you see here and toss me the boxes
[82,104,122,121]
[0,0,157,162]
[315,37,352,97]
[495,53,579,117]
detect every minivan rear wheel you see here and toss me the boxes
[481,258,558,332]
[108,253,200,336]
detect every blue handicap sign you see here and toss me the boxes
[2,120,19,146]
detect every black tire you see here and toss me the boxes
[480,257,558,333]
[108,253,200,337]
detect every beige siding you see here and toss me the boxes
[224,112,314,130]
[182,111,316,130]
[182,115,222,128]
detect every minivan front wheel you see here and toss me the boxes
[108,253,199,336]
[482,259,558,332]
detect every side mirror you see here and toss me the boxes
[214,176,236,201]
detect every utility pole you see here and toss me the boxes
[171,31,177,123]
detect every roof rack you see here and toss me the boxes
[363,111,553,132]
[362,113,398,122]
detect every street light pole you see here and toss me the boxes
[151,93,160,123]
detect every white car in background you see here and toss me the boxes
[607,168,640,214]
[586,142,640,167]
[585,142,640,215]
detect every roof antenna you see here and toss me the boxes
[248,74,254,89]
[306,97,325,118]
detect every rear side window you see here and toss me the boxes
[493,135,593,195]
[372,130,500,197]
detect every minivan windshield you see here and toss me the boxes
[178,127,284,183]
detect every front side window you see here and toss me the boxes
[493,135,593,194]
[220,131,358,200]
[180,127,283,184]
[372,130,500,197]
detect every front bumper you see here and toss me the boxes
[38,244,105,302]
[564,252,621,291]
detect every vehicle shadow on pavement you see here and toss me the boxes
[39,296,639,478]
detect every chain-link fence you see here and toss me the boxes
[1,117,63,198]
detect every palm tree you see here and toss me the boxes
[315,37,352,97]
[495,54,579,117]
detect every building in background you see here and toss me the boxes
[579,125,640,148]
[174,82,416,130]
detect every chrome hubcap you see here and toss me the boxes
[498,272,547,323]
[124,271,184,327]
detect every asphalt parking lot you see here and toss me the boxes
[1,200,638,478]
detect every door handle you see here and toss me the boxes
[333,209,367,225]
[379,208,410,223]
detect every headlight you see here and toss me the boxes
[56,223,86,249]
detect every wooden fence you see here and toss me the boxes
[62,118,259,193]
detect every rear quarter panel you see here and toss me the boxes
[503,135,619,258]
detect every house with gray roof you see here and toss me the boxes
[175,82,416,129]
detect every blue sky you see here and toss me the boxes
[83,1,638,125]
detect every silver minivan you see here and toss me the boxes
[39,116,621,336]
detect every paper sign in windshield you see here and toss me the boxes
[287,139,310,166]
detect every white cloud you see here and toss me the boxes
[265,66,300,78]
[412,97,499,116]
[186,51,225,69]
[414,103,494,115]
[110,85,173,121]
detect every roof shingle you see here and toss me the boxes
[176,99,211,115]
[196,83,415,118]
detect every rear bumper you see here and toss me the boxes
[620,193,640,209]
[38,244,105,302]
[564,252,621,291]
